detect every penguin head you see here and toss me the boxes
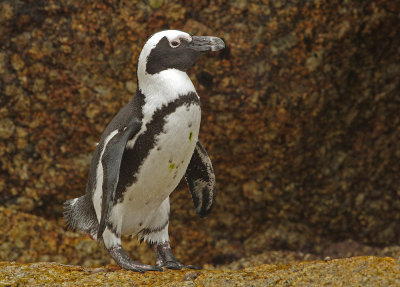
[138,30,225,76]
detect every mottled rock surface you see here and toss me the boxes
[3,207,400,270]
[0,0,399,267]
[1,257,400,286]
[0,207,214,267]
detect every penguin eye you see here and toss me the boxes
[170,40,181,48]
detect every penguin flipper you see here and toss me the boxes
[184,140,216,218]
[97,118,142,239]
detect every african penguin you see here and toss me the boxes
[64,30,224,272]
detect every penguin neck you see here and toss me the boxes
[138,69,196,98]
[138,69,197,117]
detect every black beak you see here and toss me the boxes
[189,36,225,52]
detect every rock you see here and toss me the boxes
[0,207,153,266]
[0,207,217,267]
[148,0,163,9]
[10,53,24,71]
[0,118,15,139]
[0,3,14,24]
[0,257,399,286]
[0,52,9,75]
[0,0,399,267]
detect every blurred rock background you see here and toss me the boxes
[0,0,399,268]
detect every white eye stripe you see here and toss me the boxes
[168,34,192,48]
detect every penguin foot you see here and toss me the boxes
[161,261,201,270]
[182,264,201,270]
[154,241,201,270]
[108,245,162,272]
[161,260,184,270]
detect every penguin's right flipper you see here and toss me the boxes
[97,118,142,239]
[184,140,216,218]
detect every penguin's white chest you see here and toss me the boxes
[116,103,201,235]
[135,104,201,194]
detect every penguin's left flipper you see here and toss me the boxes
[97,118,142,240]
[184,140,216,218]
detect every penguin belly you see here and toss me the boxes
[112,104,201,236]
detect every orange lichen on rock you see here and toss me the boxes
[1,257,400,286]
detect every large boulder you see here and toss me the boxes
[1,0,399,265]
[1,257,400,286]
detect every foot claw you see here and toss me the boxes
[142,265,163,272]
[183,265,201,270]
[159,261,201,270]
[162,261,183,270]
[154,242,201,271]
[108,245,162,272]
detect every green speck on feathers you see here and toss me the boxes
[189,131,193,142]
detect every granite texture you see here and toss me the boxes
[0,0,399,267]
[0,207,214,267]
[1,257,400,286]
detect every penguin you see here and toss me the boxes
[64,30,224,272]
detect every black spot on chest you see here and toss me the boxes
[115,92,200,202]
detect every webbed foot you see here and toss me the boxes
[154,241,201,270]
[162,261,201,270]
[109,245,163,272]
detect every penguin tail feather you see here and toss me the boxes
[64,195,99,239]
